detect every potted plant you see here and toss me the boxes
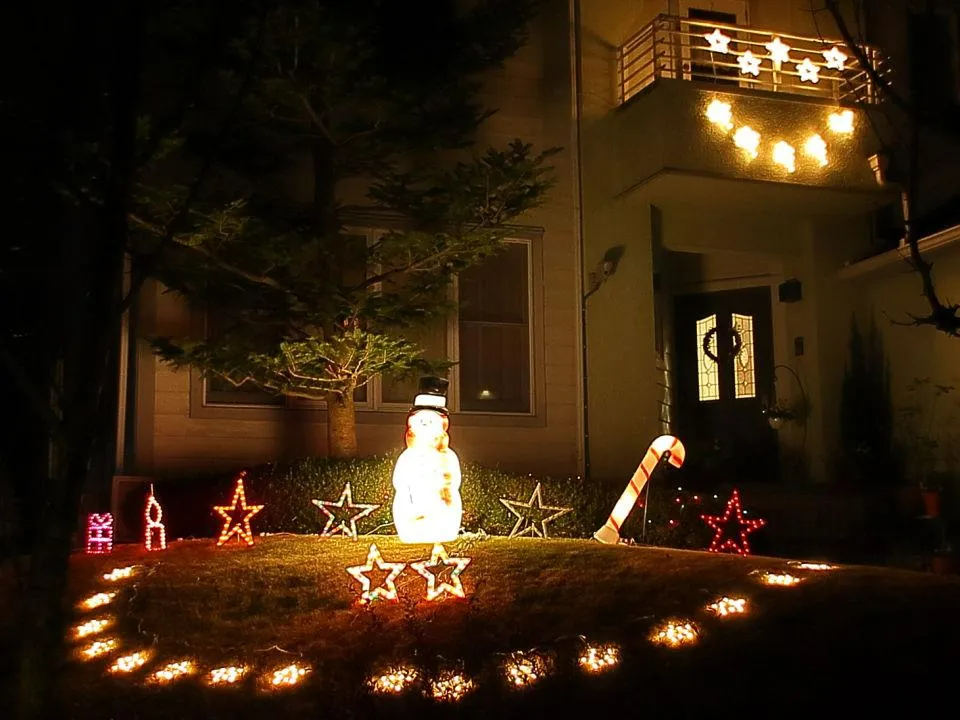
[898,378,957,514]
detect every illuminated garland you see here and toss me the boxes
[499,483,572,538]
[214,472,264,547]
[410,544,471,601]
[701,489,766,555]
[85,513,114,554]
[346,543,407,603]
[311,482,379,539]
[144,485,167,551]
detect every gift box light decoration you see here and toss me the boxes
[81,638,117,660]
[369,665,419,694]
[500,483,573,539]
[410,544,471,601]
[109,651,151,674]
[705,99,733,131]
[81,592,116,610]
[144,485,167,552]
[268,664,310,688]
[214,471,264,547]
[152,660,195,684]
[312,482,379,540]
[75,618,111,639]
[701,488,767,556]
[707,597,748,617]
[502,651,552,689]
[828,109,855,134]
[208,666,247,686]
[103,566,135,582]
[346,543,407,604]
[429,671,476,702]
[761,572,801,586]
[392,377,463,544]
[650,620,699,648]
[85,513,114,554]
[578,643,621,674]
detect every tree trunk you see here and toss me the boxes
[325,391,358,458]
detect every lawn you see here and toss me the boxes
[63,535,960,718]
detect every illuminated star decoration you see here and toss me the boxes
[796,57,821,83]
[733,126,761,159]
[737,50,761,77]
[703,28,731,53]
[410,544,471,601]
[499,483,573,538]
[214,472,264,547]
[346,543,407,603]
[311,482,379,539]
[822,45,847,71]
[765,36,791,64]
[701,488,767,555]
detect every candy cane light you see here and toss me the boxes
[594,435,686,545]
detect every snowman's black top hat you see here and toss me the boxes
[411,376,449,415]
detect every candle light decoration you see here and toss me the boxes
[152,660,195,684]
[144,485,167,551]
[81,639,117,660]
[369,665,419,694]
[109,651,151,674]
[346,543,407,604]
[428,671,476,702]
[578,644,620,674]
[208,666,247,686]
[707,597,748,617]
[502,651,552,689]
[500,483,573,539]
[214,472,264,547]
[75,618,112,639]
[701,488,767,555]
[81,592,116,610]
[650,620,699,648]
[102,566,135,582]
[410,544,471,601]
[268,664,310,688]
[85,513,114,554]
[761,572,801,586]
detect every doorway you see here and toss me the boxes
[673,286,778,485]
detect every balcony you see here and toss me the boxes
[618,15,889,106]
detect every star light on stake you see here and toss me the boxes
[410,544,471,600]
[703,28,731,53]
[765,37,791,64]
[737,50,761,77]
[214,472,264,547]
[499,483,572,538]
[311,482,379,539]
[346,543,407,603]
[822,45,847,70]
[796,57,821,83]
[701,488,767,555]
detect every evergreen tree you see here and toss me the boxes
[137,0,557,457]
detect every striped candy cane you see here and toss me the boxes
[594,435,686,545]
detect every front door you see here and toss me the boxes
[673,286,778,485]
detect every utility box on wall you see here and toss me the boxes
[778,279,802,303]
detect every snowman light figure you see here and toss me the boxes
[392,377,462,544]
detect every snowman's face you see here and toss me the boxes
[408,411,445,442]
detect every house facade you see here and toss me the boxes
[115,0,960,490]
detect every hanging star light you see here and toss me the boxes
[772,141,796,173]
[737,50,761,77]
[214,472,264,547]
[822,45,847,71]
[144,485,167,551]
[703,28,731,53]
[346,543,407,603]
[701,488,767,555]
[796,57,821,83]
[499,483,572,538]
[311,482,379,539]
[765,36,791,64]
[410,544,471,601]
[733,126,761,159]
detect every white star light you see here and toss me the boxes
[772,141,796,173]
[804,134,828,166]
[822,45,847,71]
[703,28,732,53]
[765,37,791,64]
[733,126,761,159]
[737,50,761,77]
[796,57,821,84]
[828,109,855,134]
[705,99,733,131]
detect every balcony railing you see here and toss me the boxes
[619,15,889,105]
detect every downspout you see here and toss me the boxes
[570,0,590,479]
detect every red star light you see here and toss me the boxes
[214,472,264,547]
[701,489,766,556]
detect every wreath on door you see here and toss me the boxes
[702,326,743,363]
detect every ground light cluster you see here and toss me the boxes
[68,555,838,703]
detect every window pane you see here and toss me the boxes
[381,320,448,404]
[696,313,720,402]
[459,244,528,324]
[732,312,756,399]
[204,312,284,406]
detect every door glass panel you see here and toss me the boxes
[732,312,756,399]
[696,313,720,402]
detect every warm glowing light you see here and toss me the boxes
[765,37,791,64]
[707,597,748,617]
[346,543,407,603]
[110,651,150,674]
[772,141,796,173]
[762,572,801,586]
[81,592,116,610]
[650,621,699,648]
[828,109,855,134]
[429,671,476,702]
[85,513,114,554]
[102,566,135,582]
[153,661,195,683]
[209,666,247,686]
[214,472,264,547]
[392,387,462,543]
[705,99,733,131]
[737,50,761,77]
[81,639,117,659]
[795,561,834,571]
[144,486,167,552]
[410,544,471,601]
[369,666,419,694]
[75,618,111,638]
[701,489,767,555]
[733,126,761,159]
[796,57,820,83]
[500,483,573,539]
[822,46,847,71]
[578,644,621,673]
[703,28,731,53]
[804,134,828,166]
[312,482,379,539]
[269,664,310,688]
[595,435,685,544]
[502,651,551,689]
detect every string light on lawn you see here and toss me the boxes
[761,572,801,586]
[828,109,855,134]
[110,651,151,674]
[208,666,247,686]
[804,134,828,167]
[268,664,310,688]
[795,561,834,571]
[502,651,552,689]
[152,661,195,684]
[81,592,116,610]
[650,620,699,648]
[428,671,476,702]
[705,99,734,131]
[707,597,748,617]
[81,639,117,660]
[75,618,111,639]
[368,665,419,694]
[103,566,136,582]
[578,644,621,674]
[214,471,264,547]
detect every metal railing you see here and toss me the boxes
[618,15,889,105]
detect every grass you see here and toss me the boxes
[63,535,960,717]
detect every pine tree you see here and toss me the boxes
[136,0,557,457]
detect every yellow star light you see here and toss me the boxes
[804,134,828,167]
[733,126,761,159]
[737,50,761,77]
[312,482,379,539]
[346,543,407,603]
[703,28,731,53]
[499,483,573,538]
[772,141,796,173]
[704,98,733,131]
[214,472,264,547]
[822,45,847,71]
[828,109,855,134]
[410,544,471,601]
[765,37,791,64]
[796,57,820,83]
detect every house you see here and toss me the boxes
[113,1,960,499]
